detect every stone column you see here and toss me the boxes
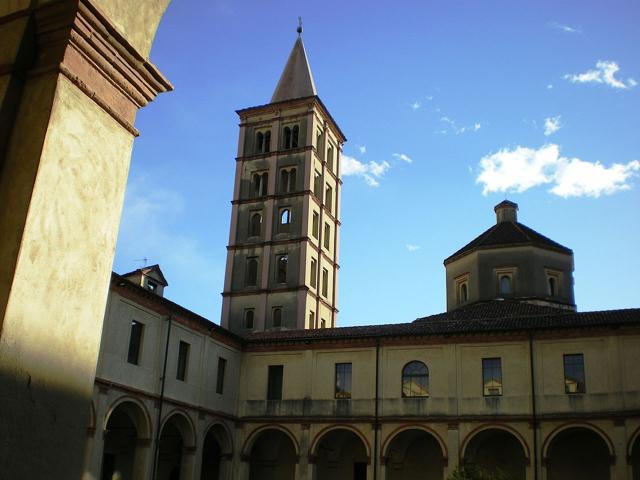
[445,423,460,477]
[297,423,311,480]
[0,1,171,478]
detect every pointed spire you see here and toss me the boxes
[270,22,317,103]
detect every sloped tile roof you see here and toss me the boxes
[243,301,640,344]
[444,221,572,265]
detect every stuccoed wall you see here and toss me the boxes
[445,246,575,310]
[0,1,171,477]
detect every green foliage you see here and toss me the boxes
[447,464,513,480]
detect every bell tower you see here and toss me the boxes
[221,26,346,333]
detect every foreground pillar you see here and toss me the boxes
[0,1,171,478]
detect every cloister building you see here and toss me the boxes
[82,30,640,480]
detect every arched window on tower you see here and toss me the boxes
[499,275,512,296]
[276,254,288,283]
[244,309,254,329]
[255,132,264,153]
[264,131,271,152]
[402,361,429,397]
[260,172,268,196]
[291,125,299,148]
[279,209,291,233]
[249,212,262,237]
[283,127,292,149]
[246,257,258,287]
[252,172,268,197]
[272,307,282,328]
[280,169,289,193]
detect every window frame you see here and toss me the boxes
[244,309,254,329]
[245,256,259,287]
[267,365,284,400]
[249,211,262,238]
[272,307,283,328]
[401,361,429,398]
[176,341,190,381]
[325,184,333,212]
[127,320,144,365]
[563,353,586,394]
[335,362,352,399]
[323,223,331,250]
[312,211,320,239]
[495,267,516,297]
[321,267,329,297]
[482,357,503,396]
[455,274,470,305]
[310,257,317,288]
[216,357,227,395]
[276,254,288,284]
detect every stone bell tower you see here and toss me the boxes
[221,26,346,333]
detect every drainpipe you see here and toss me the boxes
[529,332,539,480]
[373,338,380,480]
[151,314,172,480]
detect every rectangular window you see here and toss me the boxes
[324,223,331,249]
[316,129,323,150]
[310,258,317,288]
[322,268,329,297]
[176,341,190,381]
[309,310,315,328]
[216,357,227,394]
[267,365,283,400]
[127,320,144,365]
[564,353,585,393]
[335,363,352,399]
[314,170,322,198]
[325,184,333,212]
[482,358,503,396]
[312,212,319,238]
[321,318,326,328]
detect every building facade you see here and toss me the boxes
[82,31,640,480]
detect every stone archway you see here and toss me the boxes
[314,428,369,480]
[200,423,232,480]
[631,431,640,480]
[101,400,152,480]
[546,427,612,480]
[247,428,297,480]
[156,412,197,480]
[463,427,527,480]
[384,428,445,480]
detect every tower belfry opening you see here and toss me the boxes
[221,29,347,333]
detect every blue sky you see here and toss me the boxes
[114,0,639,326]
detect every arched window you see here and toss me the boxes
[548,277,557,296]
[260,172,268,196]
[249,213,262,237]
[291,125,299,148]
[288,168,296,192]
[263,131,271,152]
[460,283,468,302]
[280,169,289,193]
[327,145,334,171]
[402,361,429,397]
[280,209,291,225]
[276,254,288,283]
[272,308,282,328]
[245,310,254,329]
[499,275,512,295]
[246,258,258,287]
[283,127,292,149]
[255,132,264,153]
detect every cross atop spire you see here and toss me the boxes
[270,26,317,103]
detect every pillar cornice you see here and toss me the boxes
[27,0,172,136]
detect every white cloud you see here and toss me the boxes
[564,60,637,89]
[547,84,554,90]
[548,22,581,34]
[476,144,640,198]
[358,145,366,154]
[410,101,421,110]
[341,154,391,187]
[440,116,482,135]
[425,95,434,101]
[393,153,413,164]
[406,244,421,252]
[544,116,562,136]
